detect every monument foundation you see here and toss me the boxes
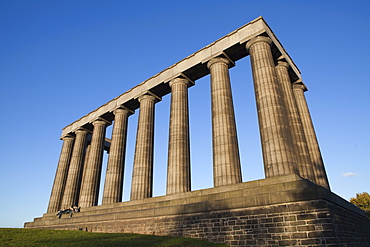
[25,175,370,246]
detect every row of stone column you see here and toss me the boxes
[246,36,329,189]
[47,35,329,213]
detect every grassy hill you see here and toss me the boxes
[0,228,228,247]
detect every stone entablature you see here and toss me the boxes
[61,16,301,137]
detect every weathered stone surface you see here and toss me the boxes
[207,57,242,187]
[26,175,370,247]
[130,94,158,200]
[102,107,131,204]
[293,82,330,189]
[79,119,110,207]
[47,134,75,213]
[167,78,191,194]
[275,60,316,183]
[246,36,296,178]
[60,129,88,209]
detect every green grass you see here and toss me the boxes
[0,228,227,247]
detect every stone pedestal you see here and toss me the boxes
[47,134,75,212]
[79,119,110,207]
[207,57,242,187]
[167,78,191,194]
[246,36,295,178]
[131,95,157,200]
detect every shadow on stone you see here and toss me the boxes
[163,176,370,247]
[25,175,370,247]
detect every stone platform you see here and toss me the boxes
[25,174,370,246]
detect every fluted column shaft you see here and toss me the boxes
[293,83,330,189]
[167,78,191,194]
[61,129,88,209]
[246,36,295,178]
[47,134,75,212]
[80,144,91,192]
[130,95,156,200]
[79,119,109,207]
[102,107,130,204]
[207,57,242,187]
[275,61,316,182]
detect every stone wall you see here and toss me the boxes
[25,175,370,246]
[37,200,369,247]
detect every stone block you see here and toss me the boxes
[279,239,297,246]
[292,232,307,238]
[301,238,321,245]
[297,225,316,232]
[267,227,285,233]
[296,213,317,220]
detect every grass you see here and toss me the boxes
[0,228,228,247]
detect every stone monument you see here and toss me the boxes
[25,17,370,246]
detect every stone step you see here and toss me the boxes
[25,174,363,229]
[24,175,315,227]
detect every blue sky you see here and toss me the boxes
[1,0,369,228]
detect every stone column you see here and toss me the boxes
[275,61,316,182]
[47,134,75,212]
[293,82,330,189]
[167,78,191,194]
[207,57,242,187]
[60,129,88,209]
[80,143,91,192]
[130,94,157,200]
[79,119,110,207]
[246,36,296,178]
[102,107,131,204]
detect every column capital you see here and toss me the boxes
[245,36,272,50]
[61,133,75,141]
[138,94,156,103]
[114,106,133,115]
[92,118,111,126]
[276,61,290,69]
[75,128,89,135]
[293,79,308,92]
[169,77,189,88]
[207,57,231,69]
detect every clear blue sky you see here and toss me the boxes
[1,0,369,228]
